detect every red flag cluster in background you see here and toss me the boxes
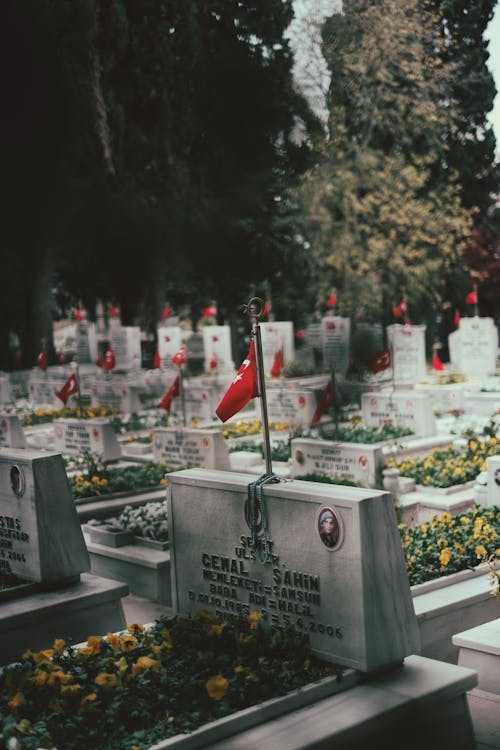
[55,373,79,407]
[369,347,391,374]
[216,340,259,423]
[311,378,336,424]
[159,375,180,412]
[172,345,187,367]
[270,348,284,377]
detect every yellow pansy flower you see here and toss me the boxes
[206,675,229,700]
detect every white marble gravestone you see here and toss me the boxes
[387,324,427,386]
[487,456,500,507]
[152,427,230,470]
[0,415,27,449]
[361,391,436,437]
[202,325,235,373]
[265,386,317,428]
[259,321,295,375]
[414,383,465,413]
[0,448,90,583]
[291,437,382,487]
[0,374,12,405]
[171,383,220,423]
[449,317,499,377]
[320,316,351,376]
[108,325,142,370]
[53,418,122,461]
[28,375,69,408]
[167,468,420,673]
[157,326,182,370]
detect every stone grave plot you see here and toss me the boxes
[387,323,427,386]
[320,315,351,376]
[264,385,318,428]
[449,316,499,378]
[0,373,13,405]
[290,436,383,487]
[53,417,122,462]
[202,324,235,373]
[361,390,436,437]
[152,427,231,470]
[27,373,73,408]
[167,467,420,673]
[0,448,127,663]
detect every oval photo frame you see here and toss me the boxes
[316,506,343,551]
[10,464,25,498]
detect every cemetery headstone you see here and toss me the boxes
[75,321,92,364]
[414,383,465,413]
[108,326,142,370]
[171,383,220,423]
[361,391,436,437]
[291,437,382,487]
[152,428,231,470]
[28,375,70,408]
[53,418,122,461]
[157,326,183,371]
[0,374,12,405]
[387,324,427,386]
[320,316,351,376]
[167,468,420,672]
[0,448,90,583]
[0,415,27,449]
[202,325,235,373]
[259,321,295,375]
[449,317,499,377]
[265,386,317,428]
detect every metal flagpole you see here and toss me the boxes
[179,369,186,427]
[245,297,273,476]
[72,356,83,418]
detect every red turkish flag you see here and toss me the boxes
[369,347,391,374]
[103,347,116,371]
[37,350,47,371]
[465,290,477,305]
[311,379,336,424]
[108,306,120,317]
[215,340,259,422]
[55,373,79,407]
[432,351,444,371]
[392,299,407,317]
[270,348,284,377]
[58,352,66,365]
[326,292,337,308]
[172,345,187,367]
[153,351,161,368]
[161,307,171,319]
[262,299,272,317]
[202,303,217,317]
[159,375,180,412]
[454,310,460,327]
[75,310,85,322]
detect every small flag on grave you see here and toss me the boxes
[369,346,391,374]
[159,374,180,412]
[161,306,171,319]
[215,339,259,422]
[55,372,79,407]
[465,290,477,305]
[270,347,284,377]
[432,351,444,371]
[103,347,116,371]
[172,345,187,367]
[202,302,217,318]
[311,377,336,424]
[454,310,460,327]
[153,351,161,368]
[326,291,337,308]
[392,298,407,317]
[37,350,47,371]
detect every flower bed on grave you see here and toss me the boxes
[315,420,413,444]
[385,436,498,488]
[85,501,169,549]
[65,457,169,501]
[399,506,500,586]
[21,405,118,427]
[218,419,290,440]
[0,611,341,750]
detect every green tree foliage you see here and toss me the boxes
[295,0,473,333]
[0,0,320,368]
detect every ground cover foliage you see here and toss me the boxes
[0,611,340,750]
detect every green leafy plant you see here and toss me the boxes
[21,405,117,427]
[68,462,168,500]
[0,612,339,750]
[317,422,413,444]
[399,506,500,586]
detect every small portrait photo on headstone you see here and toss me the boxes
[10,465,25,497]
[244,496,263,535]
[317,507,340,549]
